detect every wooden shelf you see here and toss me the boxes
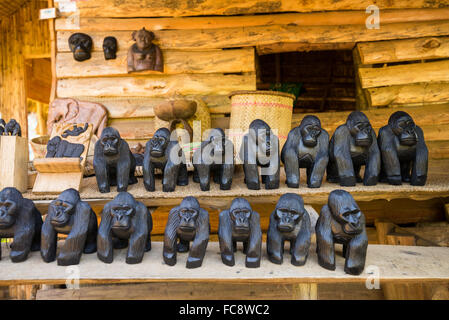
[1,242,448,287]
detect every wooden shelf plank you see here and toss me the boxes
[1,242,448,286]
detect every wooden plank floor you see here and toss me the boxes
[26,160,449,211]
[0,242,448,286]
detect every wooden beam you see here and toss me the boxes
[359,60,449,88]
[59,1,449,18]
[56,73,256,98]
[357,36,449,64]
[56,20,449,52]
[56,48,255,78]
[257,42,355,55]
[366,82,449,107]
[55,9,449,31]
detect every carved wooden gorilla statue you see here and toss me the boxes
[0,188,42,262]
[315,190,368,275]
[143,127,188,192]
[240,119,280,190]
[4,119,21,136]
[163,196,209,268]
[218,198,262,268]
[281,115,329,188]
[68,33,93,62]
[378,111,428,186]
[97,192,152,264]
[267,193,311,266]
[327,111,381,187]
[0,119,5,135]
[94,127,137,193]
[41,189,98,266]
[193,128,234,191]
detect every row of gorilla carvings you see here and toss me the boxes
[93,110,428,193]
[0,187,367,275]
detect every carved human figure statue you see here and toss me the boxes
[127,27,163,73]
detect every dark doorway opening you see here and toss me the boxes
[257,50,356,113]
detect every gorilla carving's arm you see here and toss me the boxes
[40,207,58,263]
[264,137,280,190]
[163,142,185,192]
[93,142,110,193]
[143,139,156,191]
[291,212,311,266]
[310,131,330,188]
[10,200,36,263]
[163,207,181,266]
[281,127,301,187]
[58,202,93,265]
[266,212,283,264]
[344,216,368,275]
[315,205,336,271]
[333,126,356,186]
[240,135,260,190]
[218,210,234,266]
[193,141,211,191]
[116,141,133,192]
[97,202,113,263]
[186,208,209,268]
[364,130,381,186]
[245,211,262,268]
[411,126,428,186]
[126,202,149,264]
[378,126,401,184]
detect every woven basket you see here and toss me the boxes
[229,90,295,156]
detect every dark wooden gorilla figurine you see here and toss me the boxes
[327,111,380,187]
[281,115,329,188]
[218,198,262,268]
[193,128,234,191]
[4,119,21,136]
[94,127,137,193]
[143,127,188,192]
[163,196,209,268]
[97,192,152,264]
[0,188,42,262]
[68,33,93,62]
[267,193,311,266]
[315,190,368,275]
[46,136,85,159]
[240,119,280,190]
[0,119,5,135]
[41,189,98,266]
[378,111,428,186]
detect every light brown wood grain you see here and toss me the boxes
[57,73,256,97]
[55,9,449,31]
[366,82,449,107]
[57,0,449,18]
[33,158,82,173]
[0,136,29,192]
[358,60,449,88]
[56,20,449,52]
[56,48,255,78]
[357,36,449,64]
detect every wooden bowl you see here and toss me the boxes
[30,135,50,158]
[154,99,197,121]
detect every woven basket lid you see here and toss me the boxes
[229,90,296,100]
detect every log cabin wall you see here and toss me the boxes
[0,0,50,138]
[54,1,449,157]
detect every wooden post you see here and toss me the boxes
[0,136,29,192]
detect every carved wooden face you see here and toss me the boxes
[68,33,92,62]
[133,28,154,51]
[103,36,117,60]
[347,112,373,147]
[391,113,418,146]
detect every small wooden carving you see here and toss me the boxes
[68,33,93,62]
[48,98,108,138]
[127,27,163,73]
[3,119,21,136]
[103,36,117,60]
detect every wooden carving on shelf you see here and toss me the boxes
[103,36,117,60]
[41,188,98,266]
[315,190,368,275]
[32,123,93,194]
[127,27,163,73]
[267,193,311,266]
[218,198,262,268]
[47,98,108,138]
[0,188,43,262]
[3,119,21,136]
[327,111,381,187]
[281,115,329,188]
[163,196,209,268]
[378,111,428,186]
[154,98,197,141]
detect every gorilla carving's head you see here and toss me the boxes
[50,189,79,228]
[177,196,200,233]
[388,111,418,146]
[329,190,364,235]
[229,198,252,234]
[149,128,170,158]
[347,111,373,147]
[299,115,322,148]
[0,188,22,229]
[68,33,93,62]
[110,192,136,231]
[274,193,305,233]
